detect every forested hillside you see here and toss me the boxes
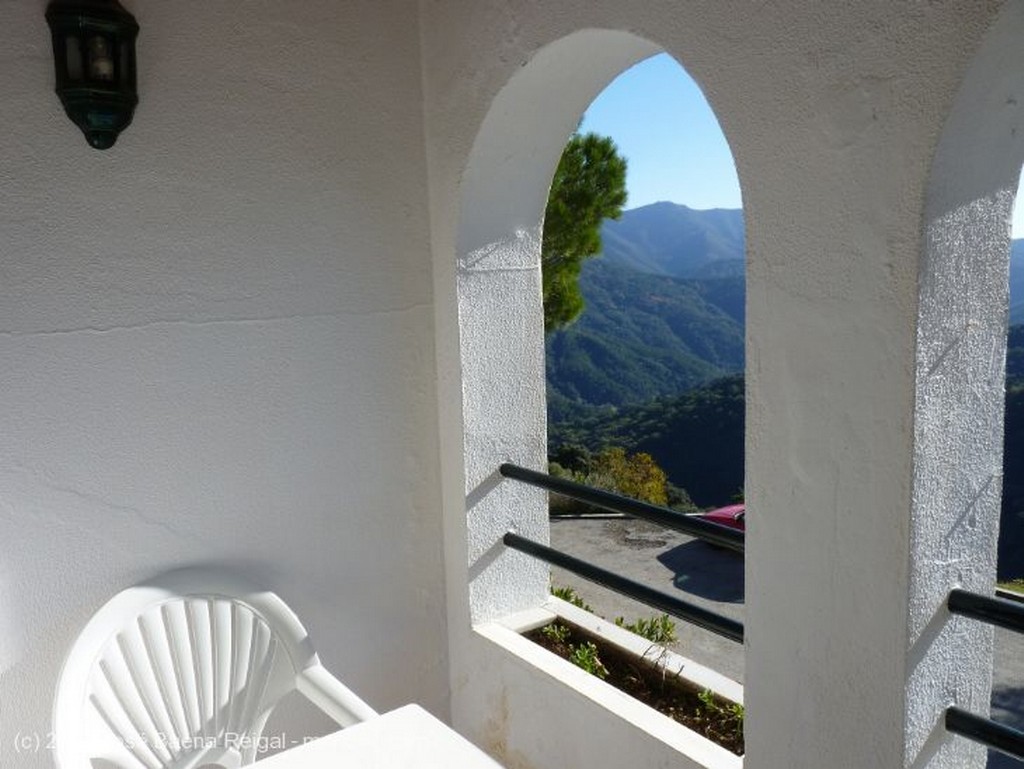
[545,201,1024,577]
[546,260,743,417]
[550,375,744,507]
[550,327,1023,577]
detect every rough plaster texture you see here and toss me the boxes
[421,2,1019,769]
[0,3,447,767]
[907,4,1024,766]
[455,29,661,626]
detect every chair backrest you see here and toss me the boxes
[54,570,337,769]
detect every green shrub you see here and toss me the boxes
[540,622,570,644]
[551,585,593,613]
[614,614,677,645]
[569,641,608,679]
[698,688,744,741]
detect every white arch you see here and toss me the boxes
[458,30,660,262]
[454,29,662,623]
[435,29,756,769]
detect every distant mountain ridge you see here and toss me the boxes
[548,203,1024,415]
[600,202,745,279]
[601,203,1023,314]
[546,203,748,415]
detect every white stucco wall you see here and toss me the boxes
[4,2,1019,768]
[421,2,1018,768]
[0,3,447,767]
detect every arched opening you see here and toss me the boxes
[451,28,751,753]
[541,53,747,686]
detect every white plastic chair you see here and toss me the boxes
[54,570,378,769]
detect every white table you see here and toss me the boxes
[254,705,506,768]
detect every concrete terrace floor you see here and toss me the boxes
[548,516,1024,768]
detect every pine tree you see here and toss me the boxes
[542,133,627,332]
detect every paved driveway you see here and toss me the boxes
[548,516,1023,767]
[549,516,745,681]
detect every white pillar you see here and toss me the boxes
[744,5,1024,767]
[907,6,1024,765]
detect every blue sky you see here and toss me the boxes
[580,53,1024,238]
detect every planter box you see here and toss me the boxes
[467,596,743,769]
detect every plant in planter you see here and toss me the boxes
[569,641,609,679]
[614,613,678,646]
[527,588,744,755]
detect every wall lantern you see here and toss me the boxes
[45,0,139,150]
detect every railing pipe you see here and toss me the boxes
[946,707,1024,762]
[499,463,745,553]
[948,589,1024,635]
[995,587,1024,605]
[503,531,744,643]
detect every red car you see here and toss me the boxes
[699,503,746,531]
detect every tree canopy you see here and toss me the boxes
[592,446,669,506]
[542,133,627,332]
[548,444,677,513]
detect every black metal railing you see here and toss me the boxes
[503,531,744,642]
[946,707,1024,762]
[502,462,1024,759]
[948,589,1024,635]
[499,463,745,553]
[944,588,1024,762]
[498,463,744,644]
[995,587,1024,605]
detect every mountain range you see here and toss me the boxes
[545,263,744,416]
[600,202,745,279]
[547,203,1024,414]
